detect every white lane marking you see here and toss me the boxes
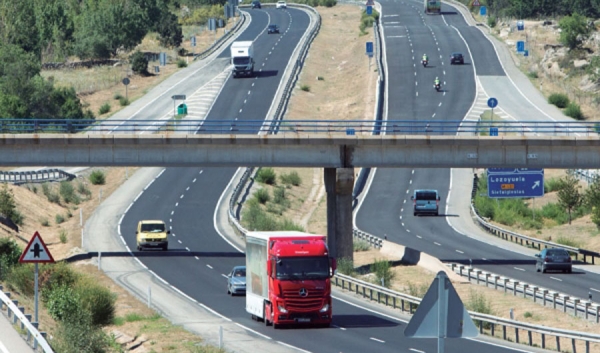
[0,338,10,353]
[239,109,243,113]
[370,337,385,343]
[410,349,425,353]
[438,102,442,106]
[192,178,196,182]
[221,274,228,278]
[175,202,179,207]
[235,323,271,340]
[403,199,406,204]
[206,264,213,269]
[195,256,200,260]
[409,180,413,184]
[406,229,411,233]
[550,277,562,282]
[186,187,190,191]
[248,90,251,95]
[401,223,405,227]
[456,250,464,254]
[514,267,525,272]
[199,170,203,174]
[434,242,441,246]
[417,235,422,239]
[171,211,174,215]
[406,189,410,194]
[180,194,184,199]
[482,258,487,261]
[591,288,600,293]
[178,240,182,244]
[432,113,436,118]
[412,170,415,174]
[277,341,311,353]
[186,247,190,252]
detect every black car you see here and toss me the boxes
[251,0,261,8]
[267,24,279,34]
[535,248,572,273]
[450,52,464,65]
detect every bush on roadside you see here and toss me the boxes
[119,96,130,106]
[564,102,583,120]
[254,188,270,204]
[371,259,394,288]
[47,285,81,322]
[273,187,289,207]
[60,181,80,204]
[278,218,305,231]
[59,229,68,243]
[548,93,570,108]
[76,276,116,326]
[255,168,276,185]
[176,59,187,68]
[52,318,111,353]
[353,239,371,251]
[78,181,92,198]
[487,15,497,28]
[55,214,65,224]
[40,262,79,303]
[113,93,123,100]
[336,257,355,276]
[280,171,302,186]
[130,50,148,75]
[466,289,493,329]
[89,170,106,185]
[98,103,111,115]
[0,238,21,280]
[6,264,35,296]
[42,183,61,204]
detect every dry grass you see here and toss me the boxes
[352,250,600,352]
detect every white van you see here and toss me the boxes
[411,189,440,216]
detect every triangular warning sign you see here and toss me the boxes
[19,231,55,263]
[405,271,478,338]
[365,0,374,6]
[471,0,481,6]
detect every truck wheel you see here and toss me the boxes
[264,303,272,326]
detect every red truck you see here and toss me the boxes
[245,231,336,328]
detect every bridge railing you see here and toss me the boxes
[2,119,600,135]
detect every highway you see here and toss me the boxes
[117,5,531,353]
[357,0,600,314]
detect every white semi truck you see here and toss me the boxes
[230,41,254,78]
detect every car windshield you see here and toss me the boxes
[276,257,329,280]
[269,25,276,29]
[415,191,437,201]
[547,249,568,256]
[141,223,165,232]
[233,57,251,65]
[233,269,246,277]
[453,53,462,57]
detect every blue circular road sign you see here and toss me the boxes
[487,97,498,108]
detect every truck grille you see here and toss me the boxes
[282,289,325,311]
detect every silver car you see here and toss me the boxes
[227,266,246,296]
[535,248,572,273]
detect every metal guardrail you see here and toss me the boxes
[0,286,52,352]
[470,175,600,264]
[448,263,600,322]
[333,272,600,353]
[3,119,600,135]
[193,11,247,61]
[0,168,75,185]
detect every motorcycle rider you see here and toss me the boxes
[434,77,440,88]
[422,53,428,63]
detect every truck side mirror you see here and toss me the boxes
[167,230,171,234]
[135,231,138,234]
[330,258,337,277]
[410,196,414,200]
[267,259,272,277]
[437,196,441,201]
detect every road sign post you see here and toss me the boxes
[19,232,55,324]
[487,97,498,126]
[487,168,545,198]
[366,41,374,69]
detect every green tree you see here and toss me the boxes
[558,13,591,50]
[0,184,18,222]
[129,50,148,75]
[557,173,582,224]
[34,0,75,62]
[584,174,600,207]
[156,11,183,48]
[0,0,41,57]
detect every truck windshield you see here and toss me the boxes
[141,224,165,232]
[276,257,329,280]
[233,57,250,65]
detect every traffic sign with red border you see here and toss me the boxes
[471,0,481,6]
[19,231,55,263]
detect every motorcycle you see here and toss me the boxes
[422,59,428,67]
[434,82,441,92]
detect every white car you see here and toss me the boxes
[276,1,287,9]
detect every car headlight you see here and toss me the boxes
[278,304,288,313]
[319,303,330,313]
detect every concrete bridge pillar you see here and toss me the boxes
[324,167,354,261]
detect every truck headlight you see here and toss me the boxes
[319,304,330,313]
[278,304,288,313]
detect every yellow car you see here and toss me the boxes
[136,220,169,251]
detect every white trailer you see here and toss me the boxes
[231,41,255,78]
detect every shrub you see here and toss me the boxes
[89,170,106,185]
[40,262,79,303]
[370,259,394,288]
[555,236,581,248]
[53,319,110,353]
[42,183,60,204]
[540,202,569,224]
[548,93,570,108]
[466,289,493,329]
[592,206,600,228]
[564,102,583,120]
[278,218,305,231]
[254,188,270,204]
[242,201,278,231]
[527,71,538,79]
[273,187,289,207]
[300,84,310,92]
[113,93,123,100]
[59,229,68,243]
[78,182,92,198]
[406,281,428,298]
[10,210,24,226]
[0,238,21,280]
[40,218,50,226]
[317,76,324,81]
[321,0,336,7]
[60,181,80,204]
[75,277,116,326]
[255,168,276,185]
[176,59,187,68]
[524,311,533,318]
[6,264,35,296]
[47,285,81,322]
[119,96,130,106]
[336,257,354,276]
[544,177,562,192]
[130,50,148,75]
[280,171,301,186]
[56,214,65,224]
[353,239,371,251]
[98,103,111,115]
[487,15,497,28]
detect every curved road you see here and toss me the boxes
[359,0,600,311]
[117,5,529,353]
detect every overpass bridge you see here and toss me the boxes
[2,119,600,260]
